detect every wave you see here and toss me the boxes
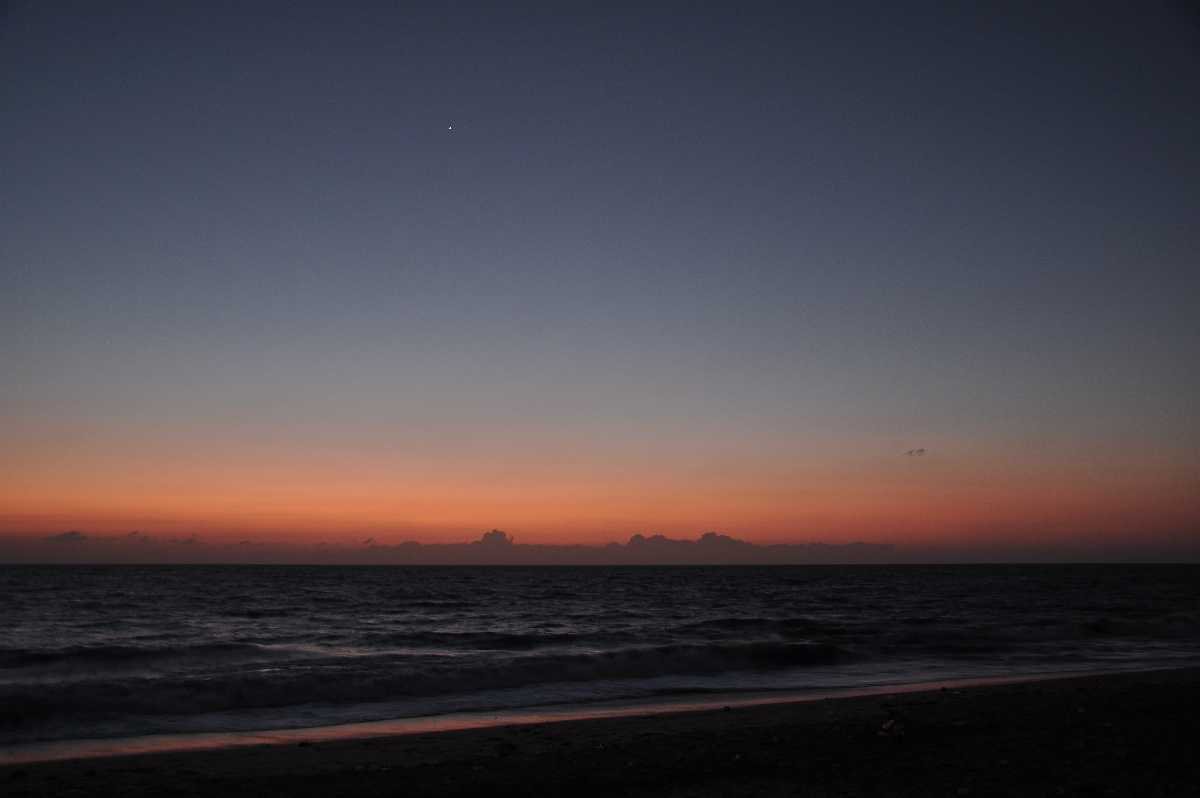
[365,616,850,651]
[4,564,1198,746]
[364,630,592,650]
[0,641,846,735]
[1080,612,1200,639]
[678,616,846,638]
[0,642,314,673]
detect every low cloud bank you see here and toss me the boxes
[2,528,1195,564]
[0,529,895,565]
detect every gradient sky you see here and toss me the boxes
[3,2,1198,552]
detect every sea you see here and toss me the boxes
[2,565,1198,750]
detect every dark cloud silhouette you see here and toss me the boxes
[42,530,88,544]
[6,529,892,565]
[905,448,927,457]
[477,529,515,546]
[6,527,1196,565]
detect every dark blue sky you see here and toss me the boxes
[3,2,1198,546]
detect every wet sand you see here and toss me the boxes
[3,667,1198,797]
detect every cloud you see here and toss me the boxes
[43,530,88,544]
[905,448,927,456]
[6,529,892,565]
[5,525,1196,564]
[476,529,515,546]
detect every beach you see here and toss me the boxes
[4,667,1198,797]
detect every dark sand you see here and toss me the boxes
[3,667,1198,797]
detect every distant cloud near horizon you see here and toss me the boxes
[43,530,88,544]
[477,529,515,546]
[4,527,1196,564]
[905,448,927,457]
[10,529,893,565]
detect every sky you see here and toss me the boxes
[3,1,1198,556]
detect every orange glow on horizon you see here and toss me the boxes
[4,414,1197,549]
[3,436,1196,549]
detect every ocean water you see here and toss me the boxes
[2,565,1198,747]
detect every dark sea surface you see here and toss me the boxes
[2,565,1198,747]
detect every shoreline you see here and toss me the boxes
[0,666,1168,767]
[4,666,1199,796]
